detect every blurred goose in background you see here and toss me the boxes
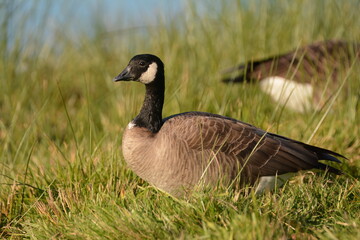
[222,40,360,113]
[113,54,344,197]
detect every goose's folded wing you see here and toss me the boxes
[164,112,342,178]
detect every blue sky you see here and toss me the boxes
[2,0,185,47]
[3,0,242,52]
[40,0,184,34]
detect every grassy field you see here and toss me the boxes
[1,0,360,239]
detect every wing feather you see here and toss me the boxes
[160,111,343,184]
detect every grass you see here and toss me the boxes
[1,0,360,239]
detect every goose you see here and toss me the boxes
[222,40,360,113]
[113,54,344,197]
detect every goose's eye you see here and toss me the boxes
[139,61,146,66]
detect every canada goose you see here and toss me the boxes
[222,40,360,112]
[113,54,344,197]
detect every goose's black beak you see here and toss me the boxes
[113,67,133,82]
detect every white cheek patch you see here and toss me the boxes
[259,76,313,113]
[139,62,158,84]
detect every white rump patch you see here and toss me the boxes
[127,121,136,129]
[139,62,158,84]
[255,173,294,194]
[259,76,313,113]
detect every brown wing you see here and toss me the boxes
[162,112,342,183]
[222,40,359,83]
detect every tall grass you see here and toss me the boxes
[1,0,359,239]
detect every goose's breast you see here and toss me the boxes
[122,125,157,179]
[122,124,193,193]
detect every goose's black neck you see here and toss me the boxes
[133,71,165,133]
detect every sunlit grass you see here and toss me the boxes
[1,0,359,239]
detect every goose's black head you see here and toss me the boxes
[113,54,164,85]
